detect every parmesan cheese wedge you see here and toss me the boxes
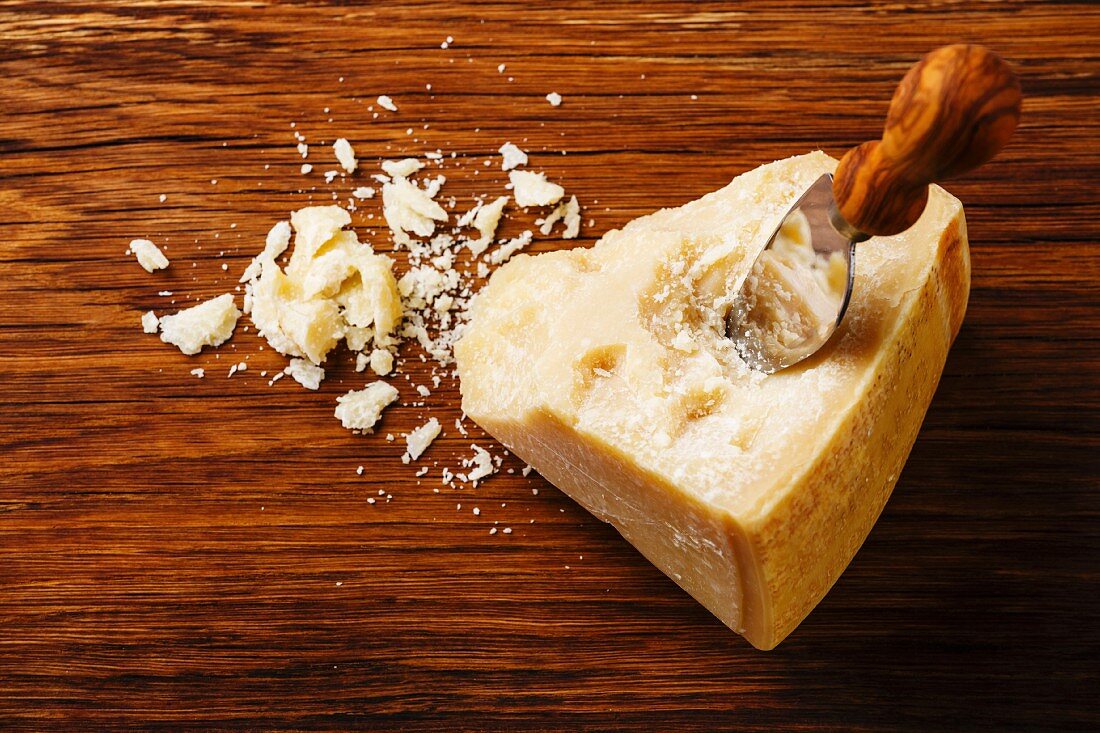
[456,152,970,649]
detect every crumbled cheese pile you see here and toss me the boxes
[131,119,582,496]
[243,205,402,367]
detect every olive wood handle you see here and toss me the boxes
[833,44,1022,237]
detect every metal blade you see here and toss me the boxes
[728,173,856,373]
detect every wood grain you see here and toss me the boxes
[1,1,1097,730]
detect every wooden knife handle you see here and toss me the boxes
[833,44,1022,237]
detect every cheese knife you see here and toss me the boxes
[730,44,1022,373]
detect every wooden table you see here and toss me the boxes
[2,2,1096,730]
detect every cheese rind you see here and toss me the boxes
[456,152,970,649]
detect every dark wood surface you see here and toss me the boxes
[1,2,1097,730]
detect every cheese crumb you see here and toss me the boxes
[508,171,564,207]
[301,163,313,175]
[498,142,528,171]
[141,310,159,334]
[240,220,292,284]
[382,176,448,246]
[369,348,394,376]
[190,367,205,378]
[381,158,424,178]
[460,196,508,255]
[130,239,169,273]
[158,293,240,355]
[538,195,582,239]
[464,444,495,483]
[488,230,532,265]
[284,358,326,390]
[546,92,562,107]
[333,138,358,173]
[352,186,375,200]
[334,382,399,432]
[403,417,441,462]
[377,95,398,112]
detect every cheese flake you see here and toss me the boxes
[141,310,159,334]
[498,142,528,171]
[284,358,326,390]
[240,220,291,284]
[333,138,358,173]
[130,239,169,273]
[381,176,448,246]
[538,195,582,239]
[508,171,564,207]
[381,158,424,178]
[335,382,399,432]
[369,348,394,376]
[158,293,240,355]
[461,196,508,255]
[403,417,441,462]
[488,230,533,265]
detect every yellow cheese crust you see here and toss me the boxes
[456,152,969,649]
